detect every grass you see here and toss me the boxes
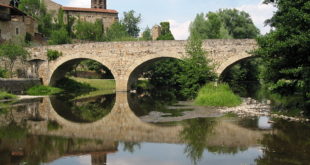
[26,85,63,96]
[71,77,115,90]
[195,83,242,107]
[0,91,17,100]
[69,77,116,99]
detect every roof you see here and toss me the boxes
[62,6,118,14]
[0,3,27,16]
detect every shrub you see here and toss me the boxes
[48,28,71,45]
[195,83,242,107]
[47,49,62,61]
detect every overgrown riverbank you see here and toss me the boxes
[195,83,242,107]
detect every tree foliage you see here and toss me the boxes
[48,28,71,45]
[256,0,310,112]
[190,9,259,39]
[0,43,28,77]
[19,0,53,37]
[105,22,133,41]
[178,37,217,98]
[142,27,152,41]
[157,22,175,40]
[122,10,141,38]
[75,19,105,41]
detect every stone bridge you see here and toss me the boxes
[28,39,257,91]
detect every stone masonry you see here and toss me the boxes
[27,39,257,91]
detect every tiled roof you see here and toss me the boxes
[62,6,118,14]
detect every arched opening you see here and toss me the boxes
[49,58,116,123]
[127,57,193,117]
[219,56,262,98]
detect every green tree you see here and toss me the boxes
[157,22,175,40]
[218,9,260,39]
[190,12,231,39]
[142,27,152,41]
[105,22,132,41]
[0,43,28,77]
[122,10,141,38]
[75,19,104,41]
[178,37,217,98]
[19,0,53,37]
[190,9,259,39]
[256,0,310,112]
[48,28,71,45]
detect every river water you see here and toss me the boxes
[0,91,309,165]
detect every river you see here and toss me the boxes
[0,91,309,165]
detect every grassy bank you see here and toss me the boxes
[26,85,63,96]
[0,91,17,100]
[70,77,116,99]
[195,83,242,107]
[71,77,115,90]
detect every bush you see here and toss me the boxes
[26,85,63,96]
[0,91,17,100]
[48,28,71,45]
[47,49,63,61]
[0,68,8,78]
[195,83,242,107]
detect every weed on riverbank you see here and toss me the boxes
[195,83,242,107]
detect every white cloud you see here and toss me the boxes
[237,1,277,34]
[168,20,191,40]
[67,0,91,7]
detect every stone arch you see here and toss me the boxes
[215,53,255,77]
[126,56,182,90]
[48,54,115,86]
[217,56,258,79]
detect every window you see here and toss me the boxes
[16,28,19,35]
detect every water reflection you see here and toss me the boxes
[50,94,115,123]
[0,92,309,165]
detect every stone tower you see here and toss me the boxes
[91,0,107,9]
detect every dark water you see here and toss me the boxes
[0,91,310,165]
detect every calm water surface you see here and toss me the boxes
[0,91,309,165]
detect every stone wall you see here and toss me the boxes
[43,0,62,16]
[64,11,118,31]
[0,78,41,94]
[0,15,27,41]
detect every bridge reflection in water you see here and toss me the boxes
[0,92,270,165]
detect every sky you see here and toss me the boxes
[53,0,277,40]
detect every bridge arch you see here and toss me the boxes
[48,54,115,86]
[216,53,256,77]
[127,56,182,90]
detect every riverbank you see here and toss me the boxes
[218,98,310,122]
[140,98,310,123]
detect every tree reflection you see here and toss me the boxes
[256,120,310,165]
[180,118,217,165]
[122,142,141,153]
[51,94,115,123]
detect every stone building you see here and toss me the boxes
[44,0,118,31]
[0,2,37,42]
[151,25,161,40]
